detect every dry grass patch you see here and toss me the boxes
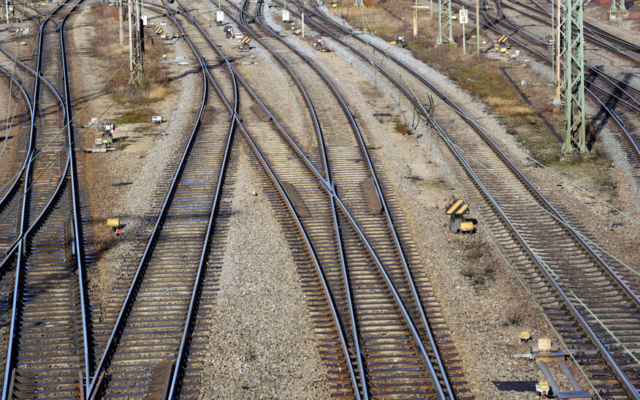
[335,2,531,113]
[485,97,532,116]
[89,4,170,105]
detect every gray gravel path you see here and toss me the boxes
[198,149,331,399]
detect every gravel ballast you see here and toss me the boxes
[199,149,331,399]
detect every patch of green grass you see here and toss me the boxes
[113,109,152,125]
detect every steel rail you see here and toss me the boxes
[505,0,640,58]
[60,0,92,386]
[2,3,63,394]
[163,3,457,397]
[454,0,640,123]
[0,64,33,220]
[306,0,640,318]
[0,27,71,270]
[160,2,238,398]
[235,3,454,398]
[234,1,370,396]
[457,2,640,170]
[85,6,212,395]
[174,3,364,396]
[484,0,640,107]
[165,3,364,397]
[0,39,69,243]
[188,4,458,398]
[2,0,87,396]
[295,6,640,397]
[303,2,640,182]
[137,2,360,397]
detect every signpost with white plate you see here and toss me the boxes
[459,8,468,54]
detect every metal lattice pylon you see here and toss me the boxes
[560,0,587,154]
[436,0,453,44]
[609,0,627,12]
[128,0,143,85]
[553,0,565,106]
[354,0,364,7]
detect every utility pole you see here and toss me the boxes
[128,0,133,73]
[413,0,418,37]
[6,0,9,24]
[436,0,453,44]
[553,0,565,107]
[411,1,430,37]
[119,1,124,46]
[475,0,479,54]
[560,0,587,154]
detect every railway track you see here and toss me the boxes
[449,0,640,180]
[0,69,32,255]
[0,0,94,397]
[85,2,239,397]
[0,10,42,255]
[281,4,640,397]
[0,67,32,339]
[503,0,640,65]
[98,1,472,398]
[229,1,467,397]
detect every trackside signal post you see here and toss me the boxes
[560,0,587,154]
[436,0,453,44]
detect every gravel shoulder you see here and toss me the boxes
[199,146,331,399]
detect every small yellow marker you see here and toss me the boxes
[519,331,531,344]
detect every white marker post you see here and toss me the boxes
[459,8,468,55]
[302,12,304,37]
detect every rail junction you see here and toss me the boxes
[0,0,637,398]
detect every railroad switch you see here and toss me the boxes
[536,380,550,397]
[445,199,477,234]
[519,331,532,344]
[518,338,591,399]
[531,338,564,363]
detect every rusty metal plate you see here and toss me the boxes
[360,177,382,215]
[250,103,271,122]
[146,360,174,400]
[282,182,311,218]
